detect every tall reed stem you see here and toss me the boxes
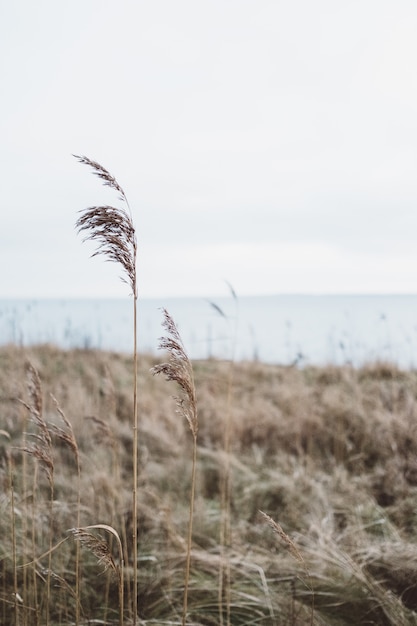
[211,285,238,626]
[183,432,197,625]
[152,308,198,626]
[74,155,138,623]
[132,292,138,623]
[8,451,18,626]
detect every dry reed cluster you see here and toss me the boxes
[2,347,417,623]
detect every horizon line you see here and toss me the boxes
[2,292,417,300]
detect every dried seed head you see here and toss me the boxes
[20,362,54,483]
[69,527,117,574]
[74,156,137,297]
[21,437,54,485]
[50,394,79,461]
[25,361,43,423]
[152,308,198,437]
[259,510,304,564]
[73,155,127,202]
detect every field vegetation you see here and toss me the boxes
[2,156,417,625]
[2,344,417,624]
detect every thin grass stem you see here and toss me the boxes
[75,155,137,624]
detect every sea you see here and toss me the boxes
[1,295,417,368]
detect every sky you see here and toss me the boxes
[2,0,417,298]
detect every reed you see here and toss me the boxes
[152,308,198,626]
[20,362,54,626]
[74,155,138,624]
[69,524,124,626]
[7,449,18,626]
[209,284,239,625]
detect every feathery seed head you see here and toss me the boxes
[259,510,304,564]
[152,308,198,437]
[69,527,117,573]
[74,156,137,297]
[73,155,127,202]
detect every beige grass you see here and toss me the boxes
[2,346,417,623]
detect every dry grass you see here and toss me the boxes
[152,308,199,625]
[74,155,139,624]
[1,345,417,623]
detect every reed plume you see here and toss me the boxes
[75,155,139,624]
[69,524,124,626]
[74,155,137,296]
[20,362,54,626]
[152,308,198,626]
[152,310,197,436]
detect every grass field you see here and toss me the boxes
[2,343,417,624]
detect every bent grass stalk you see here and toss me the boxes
[74,155,138,624]
[69,524,124,626]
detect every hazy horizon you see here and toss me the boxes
[3,292,417,366]
[3,292,417,301]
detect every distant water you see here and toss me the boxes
[1,295,417,367]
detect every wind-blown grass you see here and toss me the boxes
[2,346,417,624]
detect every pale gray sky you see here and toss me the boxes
[2,0,417,298]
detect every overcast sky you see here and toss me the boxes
[2,0,417,298]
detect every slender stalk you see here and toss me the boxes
[183,432,197,626]
[31,464,40,625]
[74,155,138,624]
[132,292,138,624]
[20,362,54,626]
[211,286,238,626]
[21,412,28,626]
[152,309,198,626]
[75,463,81,625]
[50,397,82,624]
[219,366,233,626]
[8,451,18,626]
[46,482,54,626]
